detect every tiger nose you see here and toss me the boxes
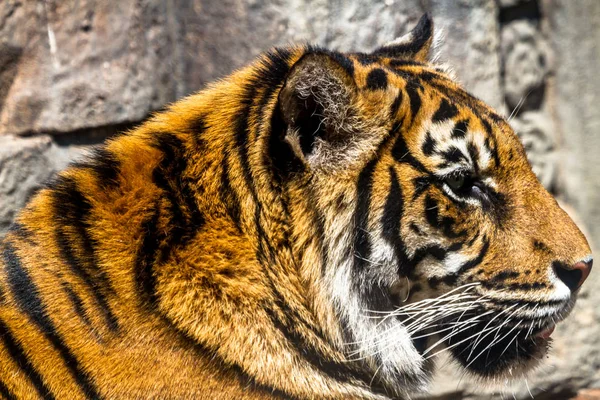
[553,259,593,291]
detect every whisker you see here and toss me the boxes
[423,321,502,361]
[464,307,527,369]
[421,309,496,357]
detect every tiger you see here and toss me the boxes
[0,13,592,400]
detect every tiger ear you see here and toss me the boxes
[278,52,358,167]
[371,13,434,62]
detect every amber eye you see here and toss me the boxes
[445,174,467,191]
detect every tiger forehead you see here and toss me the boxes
[346,54,443,91]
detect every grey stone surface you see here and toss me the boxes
[0,135,54,234]
[0,0,185,135]
[501,19,549,111]
[0,0,502,135]
[498,0,535,8]
[0,0,599,399]
[0,131,100,236]
[545,1,600,393]
[430,0,503,111]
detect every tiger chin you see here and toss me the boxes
[0,13,592,400]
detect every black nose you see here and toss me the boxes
[553,259,593,292]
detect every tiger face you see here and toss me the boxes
[280,14,592,394]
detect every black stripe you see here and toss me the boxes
[7,223,35,245]
[255,47,294,87]
[456,237,490,276]
[166,321,299,400]
[421,132,436,156]
[424,80,483,113]
[447,241,465,252]
[189,117,208,149]
[388,59,426,68]
[235,87,278,266]
[325,50,355,78]
[432,98,459,122]
[422,80,508,146]
[352,158,378,271]
[151,134,205,251]
[365,68,388,90]
[354,53,379,66]
[382,167,412,276]
[412,176,432,200]
[410,244,448,266]
[4,244,101,399]
[61,281,94,330]
[233,78,282,272]
[89,148,120,187]
[424,195,440,230]
[381,167,403,243]
[0,379,16,400]
[220,155,243,232]
[72,147,121,189]
[406,84,422,120]
[484,296,564,308]
[303,186,329,278]
[451,119,469,139]
[491,271,520,283]
[135,133,206,307]
[409,223,424,236]
[480,118,502,167]
[418,70,454,84]
[238,60,291,265]
[467,142,480,174]
[439,146,467,164]
[390,91,403,118]
[467,231,480,247]
[53,227,118,332]
[52,178,119,332]
[352,159,399,329]
[0,318,53,399]
[135,203,161,307]
[233,83,260,199]
[262,306,362,386]
[391,132,430,174]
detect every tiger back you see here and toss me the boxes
[0,14,592,400]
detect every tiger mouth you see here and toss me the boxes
[392,283,575,377]
[535,324,555,339]
[440,315,557,376]
[388,282,575,377]
[431,300,573,377]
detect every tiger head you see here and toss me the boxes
[277,14,592,395]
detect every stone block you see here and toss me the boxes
[501,19,549,111]
[0,135,54,234]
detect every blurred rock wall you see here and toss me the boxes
[1,0,599,398]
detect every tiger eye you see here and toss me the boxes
[445,175,466,190]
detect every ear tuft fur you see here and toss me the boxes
[372,14,434,62]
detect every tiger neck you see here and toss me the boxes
[143,66,390,399]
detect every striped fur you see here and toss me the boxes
[0,15,591,399]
